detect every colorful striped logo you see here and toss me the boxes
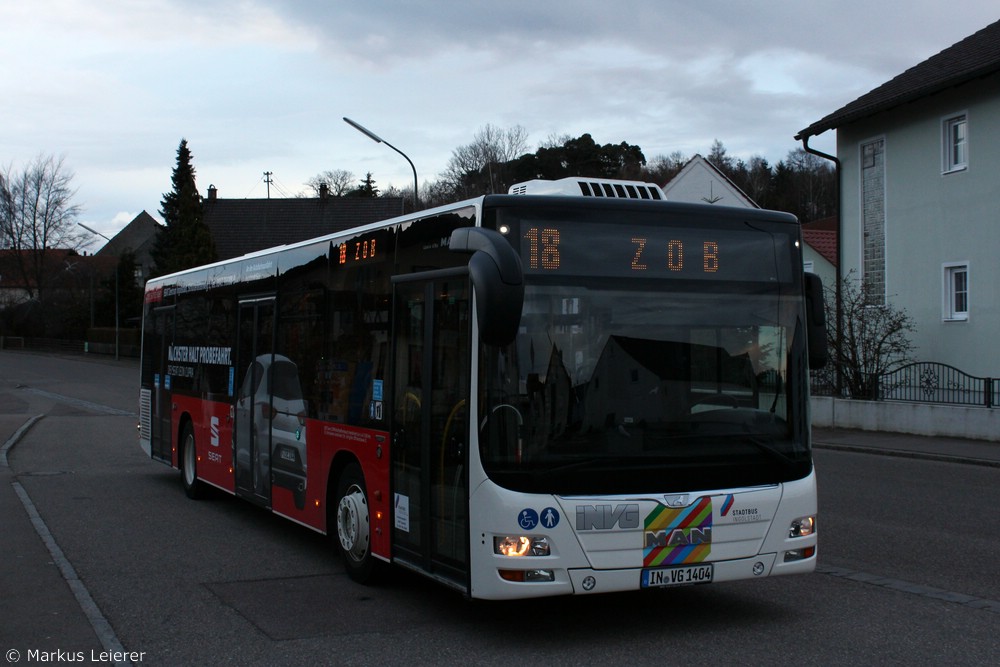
[643,496,713,567]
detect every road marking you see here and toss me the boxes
[11,480,134,666]
[817,563,1000,614]
[18,386,135,417]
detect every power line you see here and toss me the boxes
[242,174,263,199]
[270,175,295,198]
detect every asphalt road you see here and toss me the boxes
[1,351,998,666]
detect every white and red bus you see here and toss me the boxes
[139,177,827,600]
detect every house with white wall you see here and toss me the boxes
[796,19,1000,377]
[663,154,754,207]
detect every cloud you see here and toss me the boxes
[3,0,998,237]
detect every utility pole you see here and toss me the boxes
[263,171,273,199]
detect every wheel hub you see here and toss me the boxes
[337,485,370,561]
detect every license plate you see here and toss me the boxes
[280,449,296,462]
[641,564,714,588]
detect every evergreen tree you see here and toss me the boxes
[509,133,646,185]
[346,172,380,198]
[150,139,216,276]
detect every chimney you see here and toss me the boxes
[207,184,217,201]
[319,183,329,200]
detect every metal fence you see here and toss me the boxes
[811,362,997,408]
[0,336,140,358]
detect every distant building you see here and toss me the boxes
[800,216,838,295]
[662,155,755,207]
[797,19,1000,374]
[0,248,115,309]
[97,210,162,285]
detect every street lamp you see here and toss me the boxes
[78,223,119,361]
[343,117,419,208]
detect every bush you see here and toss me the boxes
[824,272,916,399]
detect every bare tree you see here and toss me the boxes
[741,155,773,207]
[822,272,916,399]
[773,148,837,221]
[538,132,572,150]
[0,154,83,300]
[440,124,529,198]
[706,139,735,177]
[305,169,356,197]
[642,151,687,184]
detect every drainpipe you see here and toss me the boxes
[799,134,843,396]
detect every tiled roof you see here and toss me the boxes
[204,197,405,260]
[797,19,1000,139]
[802,228,838,267]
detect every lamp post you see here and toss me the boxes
[78,223,119,361]
[343,117,419,208]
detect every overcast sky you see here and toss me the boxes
[3,1,997,251]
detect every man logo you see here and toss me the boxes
[210,416,220,447]
[645,527,712,548]
[575,504,640,530]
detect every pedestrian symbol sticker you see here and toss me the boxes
[518,508,538,530]
[517,508,559,530]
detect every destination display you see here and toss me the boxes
[519,221,794,283]
[337,234,379,266]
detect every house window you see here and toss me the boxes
[943,263,968,321]
[943,114,967,173]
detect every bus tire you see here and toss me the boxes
[181,423,206,500]
[334,462,376,583]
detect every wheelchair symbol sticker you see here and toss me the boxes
[518,508,538,530]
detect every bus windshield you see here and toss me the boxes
[479,208,811,495]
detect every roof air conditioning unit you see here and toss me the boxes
[508,177,665,200]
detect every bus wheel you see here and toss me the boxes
[181,423,205,500]
[335,462,375,583]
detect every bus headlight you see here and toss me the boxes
[494,536,551,557]
[789,515,816,538]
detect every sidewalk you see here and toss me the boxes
[812,426,1000,467]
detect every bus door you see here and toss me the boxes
[234,297,276,507]
[391,273,470,586]
[150,305,174,463]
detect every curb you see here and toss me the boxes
[1,414,44,468]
